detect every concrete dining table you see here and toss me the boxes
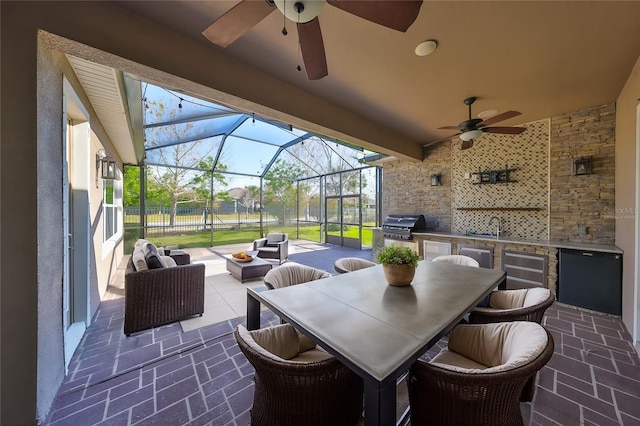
[246,260,507,426]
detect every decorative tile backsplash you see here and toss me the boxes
[381,103,616,243]
[451,119,550,239]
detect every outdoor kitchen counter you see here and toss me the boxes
[412,231,623,254]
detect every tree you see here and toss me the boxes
[240,185,261,215]
[263,159,304,225]
[191,156,231,217]
[144,99,219,225]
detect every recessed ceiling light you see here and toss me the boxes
[415,40,437,57]
[478,109,497,119]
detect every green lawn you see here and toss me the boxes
[124,223,374,253]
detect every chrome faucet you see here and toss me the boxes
[488,216,502,238]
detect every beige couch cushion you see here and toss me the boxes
[161,255,177,268]
[132,246,148,271]
[433,322,548,374]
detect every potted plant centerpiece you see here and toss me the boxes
[376,245,420,286]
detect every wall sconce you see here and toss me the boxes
[573,156,592,175]
[430,173,442,186]
[96,149,118,185]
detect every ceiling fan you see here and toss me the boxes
[202,0,422,80]
[435,97,526,149]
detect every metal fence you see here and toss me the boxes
[127,206,263,236]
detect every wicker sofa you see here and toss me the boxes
[124,240,205,336]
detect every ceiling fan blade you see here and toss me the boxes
[438,126,460,130]
[461,140,474,150]
[328,0,423,32]
[479,110,521,127]
[297,18,328,80]
[483,126,526,134]
[202,1,275,47]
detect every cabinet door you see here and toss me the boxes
[502,250,547,289]
[459,246,494,269]
[423,241,452,261]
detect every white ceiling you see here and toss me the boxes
[107,0,640,157]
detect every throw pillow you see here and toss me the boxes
[143,242,167,269]
[131,247,148,271]
[161,255,177,268]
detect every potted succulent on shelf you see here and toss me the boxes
[376,245,420,286]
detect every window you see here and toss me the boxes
[103,178,120,241]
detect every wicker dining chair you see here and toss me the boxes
[333,257,377,274]
[468,287,555,401]
[235,324,363,426]
[469,287,555,324]
[408,322,554,426]
[263,262,331,290]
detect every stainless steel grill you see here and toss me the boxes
[381,214,427,240]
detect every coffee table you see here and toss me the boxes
[225,252,272,282]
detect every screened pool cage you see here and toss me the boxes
[123,83,382,252]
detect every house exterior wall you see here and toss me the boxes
[615,56,640,344]
[2,8,126,423]
[36,34,67,423]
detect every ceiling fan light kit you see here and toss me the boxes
[432,96,526,149]
[274,0,326,23]
[460,129,483,142]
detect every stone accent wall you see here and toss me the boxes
[451,119,550,239]
[382,141,451,231]
[549,103,616,244]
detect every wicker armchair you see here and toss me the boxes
[469,288,555,324]
[408,322,554,426]
[124,256,205,336]
[468,287,555,401]
[235,324,363,426]
[333,257,376,274]
[263,262,331,290]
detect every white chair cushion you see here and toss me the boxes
[489,289,528,309]
[335,257,376,273]
[432,255,480,267]
[264,262,331,289]
[290,347,333,363]
[523,288,551,307]
[431,349,488,370]
[434,322,548,374]
[238,324,320,361]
